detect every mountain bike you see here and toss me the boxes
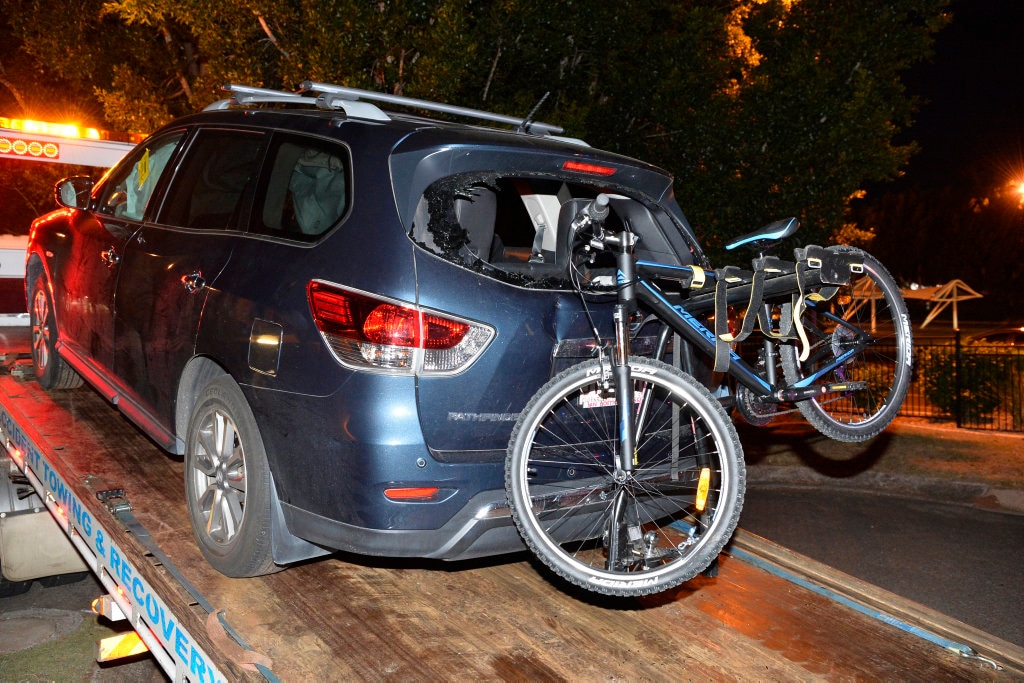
[505,194,912,597]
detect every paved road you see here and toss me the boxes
[739,484,1024,647]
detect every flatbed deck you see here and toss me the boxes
[1,325,1019,680]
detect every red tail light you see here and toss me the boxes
[363,304,419,347]
[360,303,471,350]
[384,486,441,502]
[307,281,494,374]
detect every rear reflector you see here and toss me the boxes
[384,486,441,502]
[695,467,711,512]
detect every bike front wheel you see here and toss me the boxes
[506,356,744,597]
[781,246,913,442]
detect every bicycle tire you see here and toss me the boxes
[506,356,744,597]
[780,246,913,442]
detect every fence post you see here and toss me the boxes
[954,329,963,429]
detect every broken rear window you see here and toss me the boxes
[409,173,696,288]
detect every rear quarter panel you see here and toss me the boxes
[412,249,608,458]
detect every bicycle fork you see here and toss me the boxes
[605,232,707,570]
[612,303,636,470]
[607,233,641,570]
[609,230,639,474]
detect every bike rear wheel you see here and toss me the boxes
[781,246,912,442]
[506,356,744,597]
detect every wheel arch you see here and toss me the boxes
[174,355,227,456]
[24,252,49,316]
[175,358,329,567]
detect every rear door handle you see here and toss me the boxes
[181,272,206,293]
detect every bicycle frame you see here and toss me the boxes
[599,229,874,419]
[635,265,873,401]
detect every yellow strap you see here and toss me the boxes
[690,265,706,288]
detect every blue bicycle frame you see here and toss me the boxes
[604,242,873,406]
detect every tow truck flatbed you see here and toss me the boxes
[1,326,1020,681]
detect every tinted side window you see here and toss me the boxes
[158,129,266,230]
[252,134,349,241]
[98,133,185,220]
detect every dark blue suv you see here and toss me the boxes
[27,82,705,576]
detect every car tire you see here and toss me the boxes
[184,375,278,577]
[0,573,32,597]
[28,274,83,390]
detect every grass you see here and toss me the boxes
[0,610,160,681]
[0,613,106,682]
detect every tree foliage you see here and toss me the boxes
[1,0,950,255]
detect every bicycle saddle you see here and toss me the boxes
[725,217,799,251]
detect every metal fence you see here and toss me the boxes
[899,334,1024,432]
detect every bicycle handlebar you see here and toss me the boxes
[570,193,611,240]
[583,193,610,223]
[572,193,635,255]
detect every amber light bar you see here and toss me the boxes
[0,136,61,159]
[0,117,145,144]
[0,116,101,140]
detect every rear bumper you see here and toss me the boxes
[280,488,523,561]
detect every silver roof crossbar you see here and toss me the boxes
[204,84,307,112]
[207,82,572,139]
[207,84,391,122]
[301,81,564,135]
[223,84,305,100]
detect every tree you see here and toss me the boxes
[2,0,950,254]
[662,0,951,256]
[434,1,951,257]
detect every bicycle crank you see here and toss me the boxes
[775,381,868,402]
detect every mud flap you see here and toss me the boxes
[0,510,88,581]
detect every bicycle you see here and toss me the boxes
[505,194,912,597]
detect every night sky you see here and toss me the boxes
[898,0,1024,189]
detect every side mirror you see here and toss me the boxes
[54,176,93,210]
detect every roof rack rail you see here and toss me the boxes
[221,84,305,102]
[206,82,567,137]
[300,81,563,135]
[208,84,391,122]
